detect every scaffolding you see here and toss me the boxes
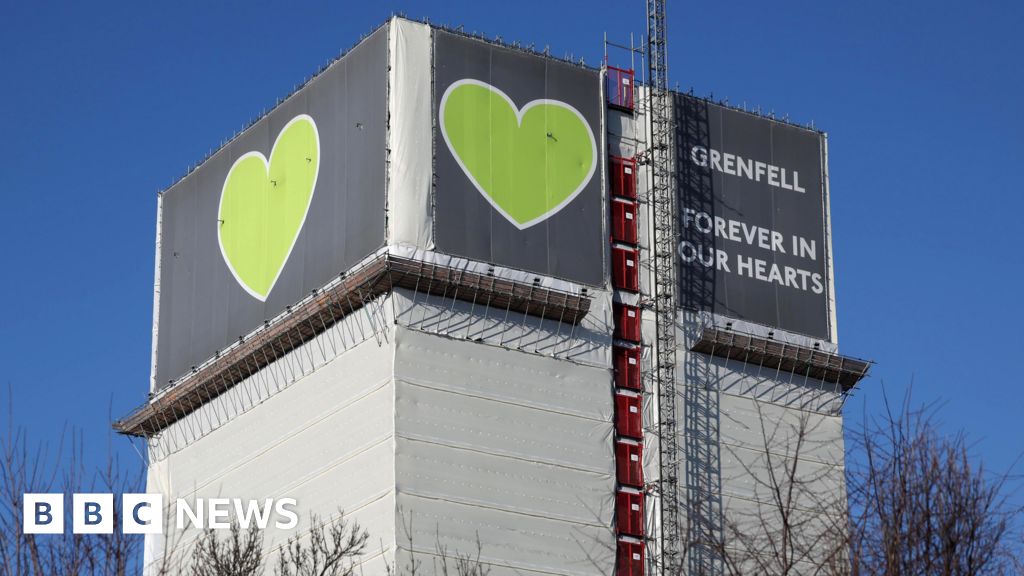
[114,253,592,439]
[644,1,684,574]
[690,326,871,391]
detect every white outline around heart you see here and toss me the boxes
[439,79,598,230]
[217,114,320,302]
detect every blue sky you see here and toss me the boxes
[1,0,1021,498]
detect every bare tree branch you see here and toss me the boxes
[189,523,263,576]
[275,511,368,576]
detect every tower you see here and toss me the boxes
[117,16,868,576]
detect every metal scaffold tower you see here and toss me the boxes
[645,0,682,573]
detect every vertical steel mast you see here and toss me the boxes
[645,0,681,573]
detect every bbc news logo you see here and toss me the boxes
[23,494,298,534]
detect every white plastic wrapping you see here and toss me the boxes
[144,335,397,574]
[716,393,844,466]
[388,18,434,248]
[149,194,164,394]
[393,326,615,574]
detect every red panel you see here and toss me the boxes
[617,539,645,576]
[615,441,643,488]
[616,491,645,537]
[615,393,642,439]
[612,247,640,292]
[610,156,637,200]
[613,345,641,391]
[611,200,638,245]
[613,303,641,343]
[606,66,635,111]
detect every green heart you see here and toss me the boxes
[440,80,597,229]
[218,115,320,301]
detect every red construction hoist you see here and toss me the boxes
[606,59,646,575]
[610,2,717,573]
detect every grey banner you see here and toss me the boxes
[675,94,830,340]
[155,27,388,389]
[433,31,605,286]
